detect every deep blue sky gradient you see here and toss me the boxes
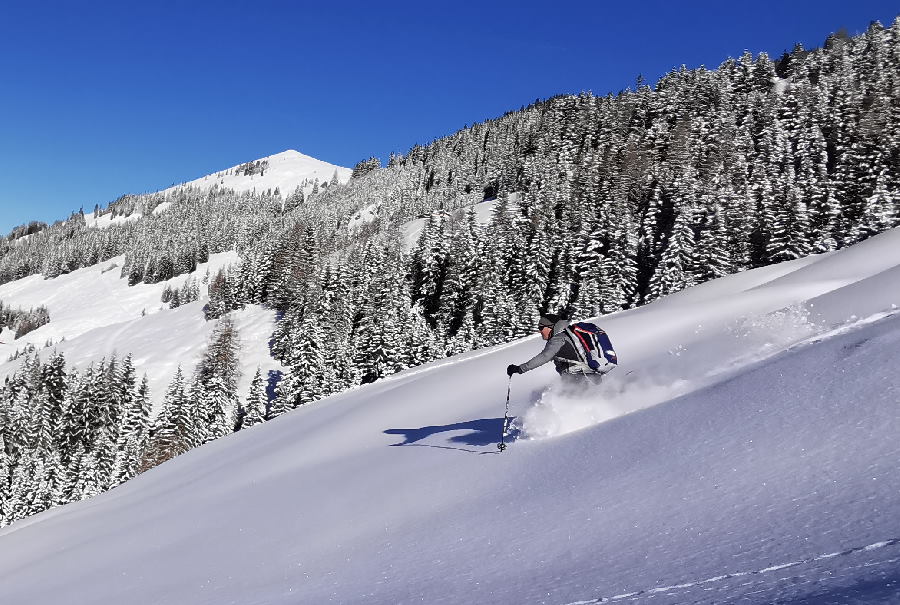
[1,0,897,233]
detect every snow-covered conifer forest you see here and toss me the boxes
[1,19,899,537]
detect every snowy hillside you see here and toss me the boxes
[0,252,283,412]
[0,148,354,407]
[160,149,352,198]
[1,227,898,604]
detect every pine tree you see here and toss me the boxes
[693,201,731,282]
[272,304,326,411]
[437,206,482,336]
[648,204,696,299]
[59,364,96,464]
[66,445,103,502]
[857,178,898,239]
[601,199,640,312]
[115,372,150,483]
[193,317,241,441]
[242,368,268,428]
[768,123,811,262]
[317,262,359,394]
[571,222,605,318]
[145,366,191,467]
[409,210,451,324]
[0,431,12,525]
[353,255,405,383]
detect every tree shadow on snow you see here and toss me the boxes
[264,370,283,416]
[385,418,517,453]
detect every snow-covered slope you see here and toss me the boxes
[160,149,352,198]
[399,198,499,252]
[83,211,143,229]
[0,252,283,411]
[1,229,899,604]
[0,149,351,400]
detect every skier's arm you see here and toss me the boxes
[518,332,566,373]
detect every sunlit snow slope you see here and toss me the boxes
[1,229,899,604]
[160,149,352,197]
[0,252,283,411]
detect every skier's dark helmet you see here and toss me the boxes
[537,314,559,329]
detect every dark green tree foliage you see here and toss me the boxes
[5,221,47,242]
[272,305,327,412]
[240,368,268,429]
[351,157,381,179]
[115,373,150,483]
[237,160,268,176]
[146,318,242,458]
[283,187,305,214]
[0,302,51,339]
[0,352,152,526]
[350,243,406,384]
[438,206,482,346]
[144,366,191,467]
[190,316,241,441]
[161,276,202,309]
[205,268,235,320]
[409,210,451,324]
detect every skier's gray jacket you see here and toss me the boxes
[518,319,587,375]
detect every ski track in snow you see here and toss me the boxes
[565,538,900,604]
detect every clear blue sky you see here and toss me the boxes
[1,0,897,234]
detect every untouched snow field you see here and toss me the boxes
[0,229,899,604]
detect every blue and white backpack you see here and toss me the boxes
[564,322,618,374]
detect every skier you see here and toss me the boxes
[506,314,615,387]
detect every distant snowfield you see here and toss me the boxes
[84,211,143,229]
[0,228,899,604]
[159,149,352,199]
[399,198,498,251]
[350,192,500,250]
[0,251,283,411]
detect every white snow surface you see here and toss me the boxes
[1,228,900,604]
[0,252,283,412]
[400,198,499,252]
[84,211,143,229]
[160,149,352,199]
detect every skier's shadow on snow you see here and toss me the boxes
[385,418,515,454]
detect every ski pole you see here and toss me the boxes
[498,376,512,452]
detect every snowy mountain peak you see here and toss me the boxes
[266,149,321,162]
[160,149,353,198]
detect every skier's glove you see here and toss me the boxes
[506,364,522,376]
